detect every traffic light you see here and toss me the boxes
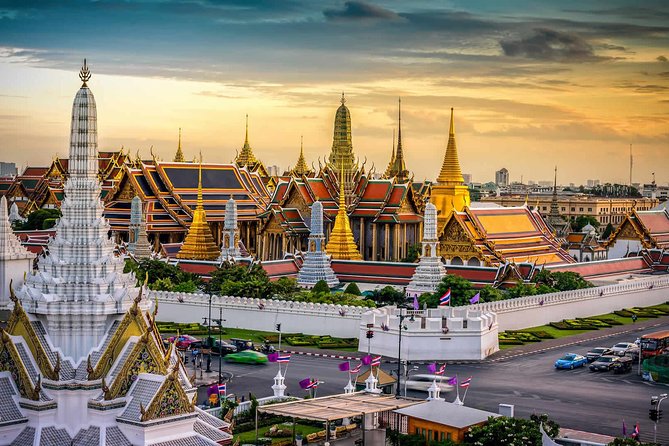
[366,330,374,339]
[659,409,664,421]
[650,408,658,421]
[276,323,282,332]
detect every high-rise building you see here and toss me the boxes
[0,161,17,177]
[495,168,509,187]
[462,173,473,185]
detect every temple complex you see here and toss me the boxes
[0,196,35,308]
[297,201,339,288]
[325,175,362,260]
[406,202,446,297]
[176,163,220,261]
[0,61,231,445]
[430,108,470,227]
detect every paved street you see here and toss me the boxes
[193,322,669,444]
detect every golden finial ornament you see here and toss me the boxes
[79,59,91,87]
[174,128,185,162]
[340,91,346,105]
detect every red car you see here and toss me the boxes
[166,335,202,350]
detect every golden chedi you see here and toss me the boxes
[325,172,362,260]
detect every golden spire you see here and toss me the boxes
[292,136,311,176]
[236,114,258,167]
[325,163,362,260]
[177,158,220,260]
[174,128,185,162]
[437,108,464,184]
[391,97,408,181]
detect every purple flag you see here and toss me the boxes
[427,363,437,374]
[338,361,350,372]
[413,295,419,310]
[361,355,372,366]
[469,292,480,304]
[299,378,312,389]
[447,376,458,386]
[267,352,279,362]
[207,384,218,396]
[622,420,627,437]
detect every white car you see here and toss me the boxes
[404,374,454,392]
[611,342,639,356]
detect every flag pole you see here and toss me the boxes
[462,381,470,404]
[278,325,282,376]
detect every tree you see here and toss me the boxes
[608,438,658,446]
[465,414,559,446]
[270,277,300,297]
[602,222,614,240]
[479,285,504,302]
[420,274,474,307]
[534,269,591,292]
[370,286,406,306]
[401,244,421,263]
[506,282,537,299]
[311,280,331,295]
[571,215,600,232]
[14,208,61,230]
[125,258,204,291]
[344,282,361,296]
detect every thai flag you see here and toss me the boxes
[277,355,291,363]
[371,356,382,367]
[439,288,451,306]
[350,363,362,373]
[633,422,640,438]
[217,383,226,395]
[435,364,446,375]
[306,379,319,389]
[460,376,472,388]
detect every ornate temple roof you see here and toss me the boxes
[604,208,669,250]
[289,136,314,177]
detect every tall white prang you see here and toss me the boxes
[0,195,35,308]
[406,202,446,297]
[220,197,241,259]
[17,61,143,363]
[297,201,339,288]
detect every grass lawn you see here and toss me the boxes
[234,423,322,444]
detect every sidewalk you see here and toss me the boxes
[488,315,669,362]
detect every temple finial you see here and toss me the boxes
[245,114,249,146]
[449,107,455,136]
[340,92,346,105]
[174,128,185,162]
[197,153,203,208]
[301,135,304,154]
[79,59,91,87]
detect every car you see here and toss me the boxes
[224,350,268,364]
[404,374,454,393]
[230,338,257,352]
[612,356,633,374]
[554,353,588,370]
[589,355,620,372]
[585,347,613,362]
[166,335,202,350]
[209,340,237,356]
[611,342,639,356]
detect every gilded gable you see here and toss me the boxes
[439,217,483,262]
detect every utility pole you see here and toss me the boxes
[218,306,223,384]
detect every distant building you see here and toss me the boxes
[495,168,509,187]
[587,179,600,188]
[0,161,17,177]
[267,164,281,177]
[462,173,472,185]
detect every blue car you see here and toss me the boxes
[554,353,587,370]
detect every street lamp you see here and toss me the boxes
[395,306,414,398]
[213,307,226,384]
[650,393,667,443]
[204,292,212,373]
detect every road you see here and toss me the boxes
[195,324,669,445]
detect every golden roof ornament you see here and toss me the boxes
[79,58,91,87]
[174,128,185,162]
[325,162,362,260]
[235,114,258,166]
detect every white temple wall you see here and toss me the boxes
[475,275,669,332]
[153,291,367,338]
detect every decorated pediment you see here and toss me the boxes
[439,217,484,262]
[0,330,41,400]
[140,366,194,422]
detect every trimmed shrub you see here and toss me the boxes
[344,282,361,296]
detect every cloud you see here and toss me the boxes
[658,55,669,62]
[617,82,669,93]
[323,1,400,22]
[500,28,605,62]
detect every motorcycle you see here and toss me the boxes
[261,343,276,354]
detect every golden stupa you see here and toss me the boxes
[430,108,470,227]
[176,161,220,260]
[325,168,362,260]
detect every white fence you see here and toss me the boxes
[472,276,669,331]
[152,291,369,338]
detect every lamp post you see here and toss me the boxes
[214,307,226,384]
[395,306,413,398]
[650,393,667,443]
[205,292,212,373]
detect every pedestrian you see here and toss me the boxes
[632,314,638,324]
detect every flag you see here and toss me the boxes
[338,361,350,372]
[622,420,627,437]
[469,292,480,304]
[350,363,362,374]
[436,364,446,375]
[276,354,291,363]
[427,363,437,374]
[413,295,419,310]
[306,379,319,389]
[217,383,226,395]
[361,355,372,365]
[633,422,640,439]
[460,376,472,388]
[371,356,382,367]
[447,376,457,386]
[267,352,279,362]
[439,288,451,306]
[299,378,312,389]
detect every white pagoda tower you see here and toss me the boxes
[219,197,241,259]
[0,61,232,445]
[297,201,339,288]
[406,202,446,297]
[0,195,35,308]
[128,195,152,259]
[8,201,26,224]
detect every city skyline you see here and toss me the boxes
[1,0,668,185]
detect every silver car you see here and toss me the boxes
[611,342,639,356]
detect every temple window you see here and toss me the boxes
[451,256,463,265]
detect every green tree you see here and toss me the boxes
[479,285,504,302]
[125,258,203,290]
[608,438,658,446]
[602,222,614,239]
[534,270,591,292]
[401,244,422,263]
[571,215,600,232]
[506,282,537,299]
[465,414,559,446]
[311,280,331,295]
[344,282,361,296]
[420,274,474,307]
[271,277,300,297]
[370,286,406,306]
[14,208,61,230]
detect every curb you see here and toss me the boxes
[280,350,358,360]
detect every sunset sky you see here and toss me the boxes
[0,0,668,185]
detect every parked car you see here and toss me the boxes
[224,350,268,364]
[585,347,613,362]
[230,338,256,352]
[611,342,639,356]
[166,335,202,350]
[209,340,237,356]
[589,355,620,372]
[404,374,454,393]
[555,353,588,370]
[612,356,633,374]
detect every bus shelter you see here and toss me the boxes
[256,392,423,444]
